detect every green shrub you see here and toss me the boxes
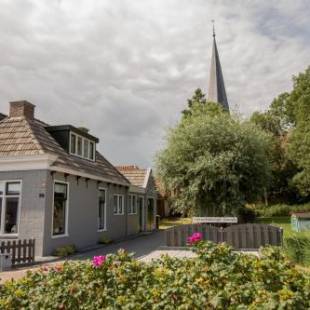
[1,242,310,309]
[237,206,256,223]
[52,244,76,257]
[284,235,310,266]
[98,236,112,244]
[254,203,310,217]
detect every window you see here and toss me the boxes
[77,136,83,156]
[70,132,96,161]
[89,142,95,160]
[0,181,21,235]
[128,194,137,214]
[84,140,89,158]
[113,194,124,215]
[52,182,68,236]
[70,133,76,154]
[98,189,106,231]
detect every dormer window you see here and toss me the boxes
[70,132,95,161]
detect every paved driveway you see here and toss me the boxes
[0,230,166,283]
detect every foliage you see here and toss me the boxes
[182,88,224,118]
[157,94,271,216]
[250,111,298,203]
[236,206,256,223]
[1,243,310,309]
[254,203,310,217]
[98,236,112,244]
[52,244,76,257]
[284,235,310,266]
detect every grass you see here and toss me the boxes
[257,216,310,238]
[159,217,192,230]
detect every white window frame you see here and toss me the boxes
[98,187,107,232]
[51,180,69,239]
[0,180,22,237]
[128,194,137,215]
[113,194,124,215]
[69,132,95,161]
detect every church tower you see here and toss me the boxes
[207,24,229,112]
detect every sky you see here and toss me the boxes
[0,0,309,167]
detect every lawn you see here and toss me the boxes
[159,217,192,229]
[257,216,310,238]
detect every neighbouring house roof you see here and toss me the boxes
[0,116,129,185]
[0,113,6,121]
[116,165,150,188]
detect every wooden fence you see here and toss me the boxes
[165,224,283,249]
[0,239,35,266]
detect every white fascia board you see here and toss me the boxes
[50,166,130,187]
[0,154,58,171]
[129,185,145,194]
[143,168,152,189]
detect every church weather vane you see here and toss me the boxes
[212,19,216,37]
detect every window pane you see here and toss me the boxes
[83,139,89,158]
[4,197,19,233]
[128,195,132,213]
[89,142,95,160]
[53,183,67,235]
[98,190,106,230]
[77,136,83,156]
[6,182,21,195]
[70,134,76,154]
[119,196,123,214]
[53,198,66,235]
[0,182,4,195]
[133,196,136,213]
[113,195,118,214]
[54,183,67,199]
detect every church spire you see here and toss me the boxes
[207,22,229,111]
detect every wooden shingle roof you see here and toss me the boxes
[0,116,129,185]
[116,165,148,188]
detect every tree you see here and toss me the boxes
[156,100,271,216]
[250,111,297,203]
[285,66,310,196]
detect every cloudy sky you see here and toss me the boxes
[0,0,309,167]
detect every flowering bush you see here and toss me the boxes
[187,232,202,245]
[92,255,106,267]
[0,244,309,309]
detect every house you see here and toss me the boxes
[0,100,156,256]
[116,165,157,231]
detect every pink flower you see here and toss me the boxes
[187,232,203,245]
[92,255,106,267]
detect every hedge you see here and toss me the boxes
[254,203,310,217]
[1,240,310,309]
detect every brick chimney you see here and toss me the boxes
[9,100,35,119]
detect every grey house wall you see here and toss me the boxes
[0,170,49,256]
[42,172,130,256]
[0,169,157,257]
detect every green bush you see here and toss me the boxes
[237,206,256,223]
[254,203,310,217]
[52,244,76,257]
[284,235,310,266]
[1,242,310,309]
[98,236,112,244]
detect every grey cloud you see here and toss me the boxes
[0,0,309,167]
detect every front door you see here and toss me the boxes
[147,198,154,231]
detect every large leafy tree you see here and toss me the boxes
[250,111,297,203]
[272,67,310,197]
[157,97,271,216]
